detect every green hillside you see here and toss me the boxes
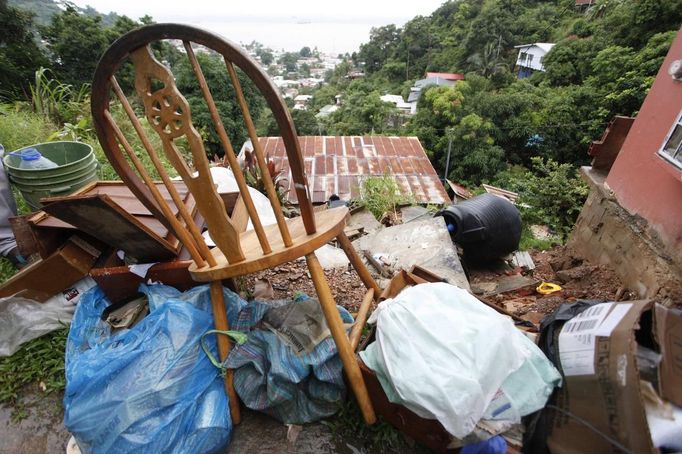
[8,0,121,26]
[316,0,681,186]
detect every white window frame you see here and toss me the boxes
[658,110,682,171]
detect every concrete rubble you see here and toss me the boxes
[353,216,469,291]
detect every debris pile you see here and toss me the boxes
[1,169,679,454]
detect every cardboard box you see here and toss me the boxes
[654,304,682,407]
[0,235,101,302]
[547,300,656,454]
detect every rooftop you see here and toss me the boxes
[244,136,449,205]
[425,72,465,81]
[514,43,555,53]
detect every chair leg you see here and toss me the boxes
[336,232,381,298]
[209,280,241,425]
[305,252,377,425]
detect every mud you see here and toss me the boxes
[0,388,68,454]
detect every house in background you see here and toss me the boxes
[315,104,338,119]
[407,72,465,114]
[424,72,465,82]
[239,136,449,205]
[568,30,682,302]
[514,43,554,79]
[293,94,313,110]
[380,94,412,115]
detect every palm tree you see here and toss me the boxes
[466,41,508,78]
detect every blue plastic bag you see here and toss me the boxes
[461,435,507,454]
[64,283,245,454]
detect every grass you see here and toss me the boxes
[0,253,69,411]
[323,399,428,453]
[0,327,69,405]
[0,106,58,153]
[360,172,407,221]
[518,225,562,251]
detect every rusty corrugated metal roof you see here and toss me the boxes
[255,136,449,205]
[425,72,465,81]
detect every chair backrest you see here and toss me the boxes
[91,24,316,268]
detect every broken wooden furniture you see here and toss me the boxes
[91,24,379,425]
[15,181,197,262]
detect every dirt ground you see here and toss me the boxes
[245,260,369,313]
[469,245,633,325]
[245,245,631,327]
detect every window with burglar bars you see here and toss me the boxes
[659,111,682,170]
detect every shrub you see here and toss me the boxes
[0,107,57,152]
[360,172,406,220]
[512,157,589,240]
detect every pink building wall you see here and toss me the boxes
[606,28,682,254]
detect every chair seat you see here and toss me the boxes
[189,206,349,281]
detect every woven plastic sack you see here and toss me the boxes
[225,296,352,424]
[64,283,244,454]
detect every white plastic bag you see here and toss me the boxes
[361,282,560,438]
[210,166,277,230]
[0,277,96,356]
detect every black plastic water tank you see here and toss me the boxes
[436,193,522,263]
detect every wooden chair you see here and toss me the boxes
[91,24,379,425]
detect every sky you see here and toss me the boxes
[68,0,447,54]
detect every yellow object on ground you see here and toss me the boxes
[536,282,562,295]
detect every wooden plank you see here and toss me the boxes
[0,236,101,301]
[37,181,196,242]
[349,288,374,351]
[362,250,392,279]
[41,194,177,262]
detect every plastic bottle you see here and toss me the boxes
[12,148,58,170]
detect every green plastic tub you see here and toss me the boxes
[3,141,99,210]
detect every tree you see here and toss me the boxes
[466,41,507,78]
[278,52,298,73]
[446,113,506,185]
[542,37,603,87]
[260,51,273,66]
[291,109,319,135]
[326,86,396,135]
[174,52,264,158]
[358,24,401,73]
[41,5,109,88]
[599,0,682,49]
[512,157,589,239]
[0,0,48,100]
[299,46,311,58]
